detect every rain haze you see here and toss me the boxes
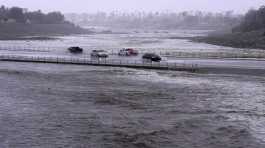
[1,0,265,148]
[0,0,264,13]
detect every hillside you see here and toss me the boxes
[194,6,265,50]
[194,29,265,49]
[0,6,91,40]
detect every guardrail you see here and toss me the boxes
[110,51,265,59]
[0,55,198,72]
[158,51,265,59]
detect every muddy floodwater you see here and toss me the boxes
[0,30,265,147]
[0,29,265,57]
[0,61,265,148]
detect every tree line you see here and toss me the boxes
[233,6,265,32]
[65,11,242,29]
[0,5,66,24]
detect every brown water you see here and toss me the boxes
[0,61,264,148]
[0,30,264,57]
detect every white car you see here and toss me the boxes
[118,49,130,56]
[90,50,109,58]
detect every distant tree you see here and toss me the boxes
[8,7,26,23]
[0,5,67,24]
[0,5,8,20]
[25,10,45,23]
[234,6,265,32]
[257,6,265,26]
[44,12,64,24]
[64,10,241,29]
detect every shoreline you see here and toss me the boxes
[191,30,265,50]
[0,36,60,41]
[0,23,92,41]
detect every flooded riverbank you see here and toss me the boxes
[0,61,265,147]
[0,29,264,147]
[0,29,264,56]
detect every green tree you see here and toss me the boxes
[44,12,64,24]
[8,7,26,23]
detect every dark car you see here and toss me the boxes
[68,47,83,54]
[142,53,162,62]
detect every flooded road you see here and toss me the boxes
[167,58,265,69]
[0,30,265,147]
[0,29,264,72]
[0,61,265,147]
[0,29,264,55]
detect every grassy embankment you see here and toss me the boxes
[193,30,265,50]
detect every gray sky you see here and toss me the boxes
[0,0,264,13]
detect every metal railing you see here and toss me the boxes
[0,54,198,72]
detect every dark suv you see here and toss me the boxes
[142,53,162,62]
[68,47,83,54]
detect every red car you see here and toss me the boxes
[118,48,139,56]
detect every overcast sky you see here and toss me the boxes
[0,0,264,14]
